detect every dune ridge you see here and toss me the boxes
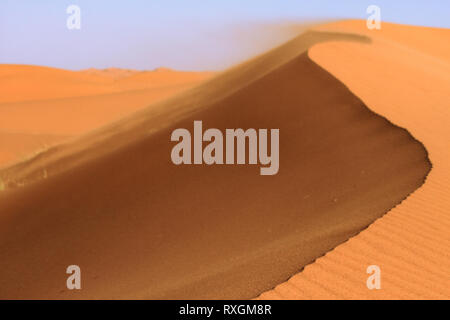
[0,31,369,188]
[258,20,450,300]
[0,28,431,299]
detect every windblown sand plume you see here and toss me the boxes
[0,20,447,300]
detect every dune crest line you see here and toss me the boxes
[259,20,449,300]
[0,28,430,299]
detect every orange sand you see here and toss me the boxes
[0,66,213,167]
[0,65,214,104]
[0,27,432,299]
[258,20,450,300]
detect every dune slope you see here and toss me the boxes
[0,30,431,299]
[0,67,213,167]
[0,65,214,104]
[259,21,450,300]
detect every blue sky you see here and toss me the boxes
[0,0,448,70]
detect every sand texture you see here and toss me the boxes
[0,66,213,167]
[258,20,450,300]
[0,25,435,299]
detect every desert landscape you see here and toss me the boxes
[0,18,449,300]
[0,66,214,167]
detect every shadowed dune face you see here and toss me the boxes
[0,29,431,299]
[257,21,449,300]
[0,31,370,186]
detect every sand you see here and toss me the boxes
[0,26,433,299]
[258,20,450,299]
[0,65,214,104]
[0,66,213,167]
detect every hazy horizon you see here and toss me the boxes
[1,0,449,71]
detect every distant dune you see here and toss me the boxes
[0,24,433,299]
[258,20,450,300]
[0,66,213,167]
[80,67,140,79]
[0,65,215,104]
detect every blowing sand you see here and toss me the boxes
[0,66,213,167]
[258,20,450,300]
[0,25,434,299]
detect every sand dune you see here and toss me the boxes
[0,65,214,104]
[80,67,140,79]
[0,66,213,167]
[0,132,68,169]
[258,20,450,299]
[0,65,113,104]
[0,27,431,299]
